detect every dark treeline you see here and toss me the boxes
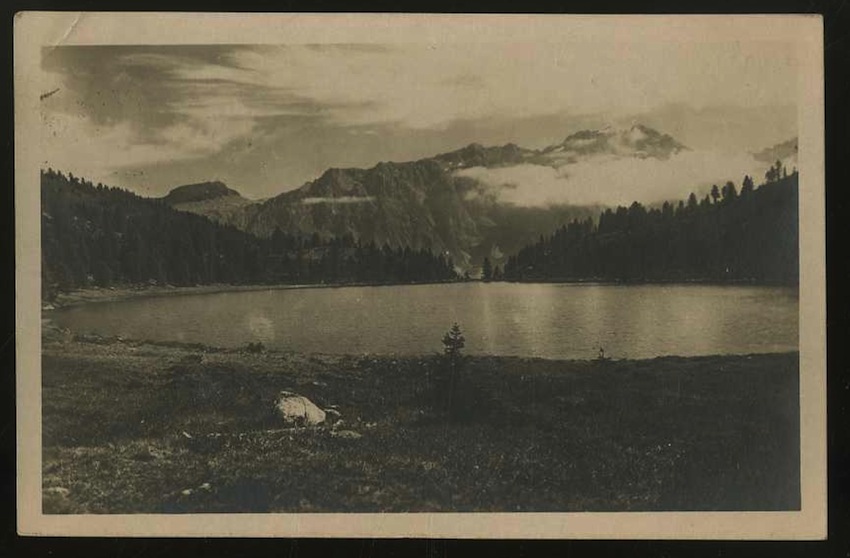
[504,164,799,285]
[41,170,458,299]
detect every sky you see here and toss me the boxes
[39,40,799,203]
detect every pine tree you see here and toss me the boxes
[501,164,797,285]
[440,323,466,413]
[442,323,465,360]
[482,257,493,281]
[492,265,503,281]
[721,181,737,204]
[741,175,755,198]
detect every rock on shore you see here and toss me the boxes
[275,391,326,426]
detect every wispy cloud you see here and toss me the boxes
[39,42,799,196]
[40,46,338,183]
[201,41,798,129]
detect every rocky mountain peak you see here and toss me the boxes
[542,123,687,162]
[433,142,533,170]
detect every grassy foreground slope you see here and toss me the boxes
[42,335,800,513]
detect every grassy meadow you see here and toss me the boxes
[40,326,800,514]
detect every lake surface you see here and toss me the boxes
[52,283,799,360]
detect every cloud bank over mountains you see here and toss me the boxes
[456,147,770,207]
[453,125,786,207]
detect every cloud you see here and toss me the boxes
[215,41,798,130]
[40,105,255,185]
[39,46,319,183]
[102,41,797,134]
[301,196,375,205]
[41,112,178,182]
[39,43,799,193]
[456,150,768,207]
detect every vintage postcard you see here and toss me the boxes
[15,13,825,538]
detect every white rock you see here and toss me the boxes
[275,391,326,426]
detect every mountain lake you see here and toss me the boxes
[50,282,799,360]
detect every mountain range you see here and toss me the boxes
[160,125,778,271]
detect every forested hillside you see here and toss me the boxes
[503,165,799,285]
[41,158,799,299]
[41,170,458,299]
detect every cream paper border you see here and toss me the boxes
[14,12,826,539]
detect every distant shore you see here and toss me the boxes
[503,277,799,287]
[41,329,801,514]
[42,279,463,310]
[43,283,319,310]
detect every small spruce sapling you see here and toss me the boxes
[440,323,466,411]
[442,323,465,362]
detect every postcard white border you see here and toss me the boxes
[15,12,826,539]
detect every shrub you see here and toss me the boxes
[244,341,265,354]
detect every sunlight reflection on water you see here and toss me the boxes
[54,282,799,359]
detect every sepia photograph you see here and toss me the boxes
[15,13,825,538]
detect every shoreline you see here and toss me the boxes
[45,323,798,364]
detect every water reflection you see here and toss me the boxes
[53,283,799,360]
